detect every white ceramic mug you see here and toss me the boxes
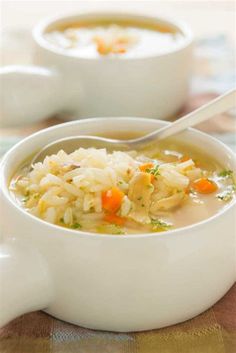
[0,12,193,127]
[0,117,235,332]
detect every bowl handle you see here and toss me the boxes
[0,240,53,327]
[0,65,66,127]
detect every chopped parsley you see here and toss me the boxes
[146,164,160,178]
[59,218,81,229]
[217,193,231,202]
[217,185,236,202]
[97,224,125,235]
[112,226,125,235]
[216,170,236,201]
[218,170,233,178]
[151,219,172,232]
[71,223,82,229]
[22,191,30,202]
[107,224,125,235]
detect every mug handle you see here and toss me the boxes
[0,65,65,127]
[0,240,53,327]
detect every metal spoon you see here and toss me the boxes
[32,89,236,165]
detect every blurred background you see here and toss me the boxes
[0,0,235,154]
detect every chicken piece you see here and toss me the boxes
[150,191,185,214]
[151,178,172,201]
[185,168,202,182]
[128,172,153,224]
[159,164,189,189]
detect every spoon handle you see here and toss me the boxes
[132,88,236,145]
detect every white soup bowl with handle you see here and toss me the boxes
[0,12,193,127]
[0,117,235,332]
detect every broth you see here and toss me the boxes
[9,138,235,235]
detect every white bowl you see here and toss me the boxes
[0,12,193,127]
[0,117,235,331]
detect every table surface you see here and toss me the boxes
[0,1,236,353]
[0,284,235,353]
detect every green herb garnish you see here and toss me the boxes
[151,219,172,232]
[112,226,125,235]
[217,185,236,202]
[218,170,233,178]
[146,164,160,178]
[108,224,125,235]
[97,224,125,235]
[216,170,236,201]
[71,223,82,229]
[22,191,30,202]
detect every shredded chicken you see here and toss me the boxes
[128,172,153,223]
[159,164,190,190]
[150,191,185,213]
[151,178,172,201]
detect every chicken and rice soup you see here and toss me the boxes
[10,141,236,235]
[45,19,185,58]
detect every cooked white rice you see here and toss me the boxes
[10,147,208,234]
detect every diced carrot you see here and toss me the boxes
[139,163,154,172]
[102,187,124,213]
[180,155,200,167]
[112,46,126,54]
[104,213,126,226]
[193,178,218,194]
[150,174,155,183]
[95,39,111,55]
[185,184,191,194]
[180,156,191,163]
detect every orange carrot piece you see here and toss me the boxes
[112,45,126,54]
[193,178,218,194]
[180,156,191,163]
[139,163,154,172]
[185,184,191,194]
[95,39,111,55]
[150,174,155,183]
[102,187,124,213]
[180,155,201,167]
[104,214,126,226]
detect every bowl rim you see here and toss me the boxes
[1,117,235,240]
[33,10,193,61]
